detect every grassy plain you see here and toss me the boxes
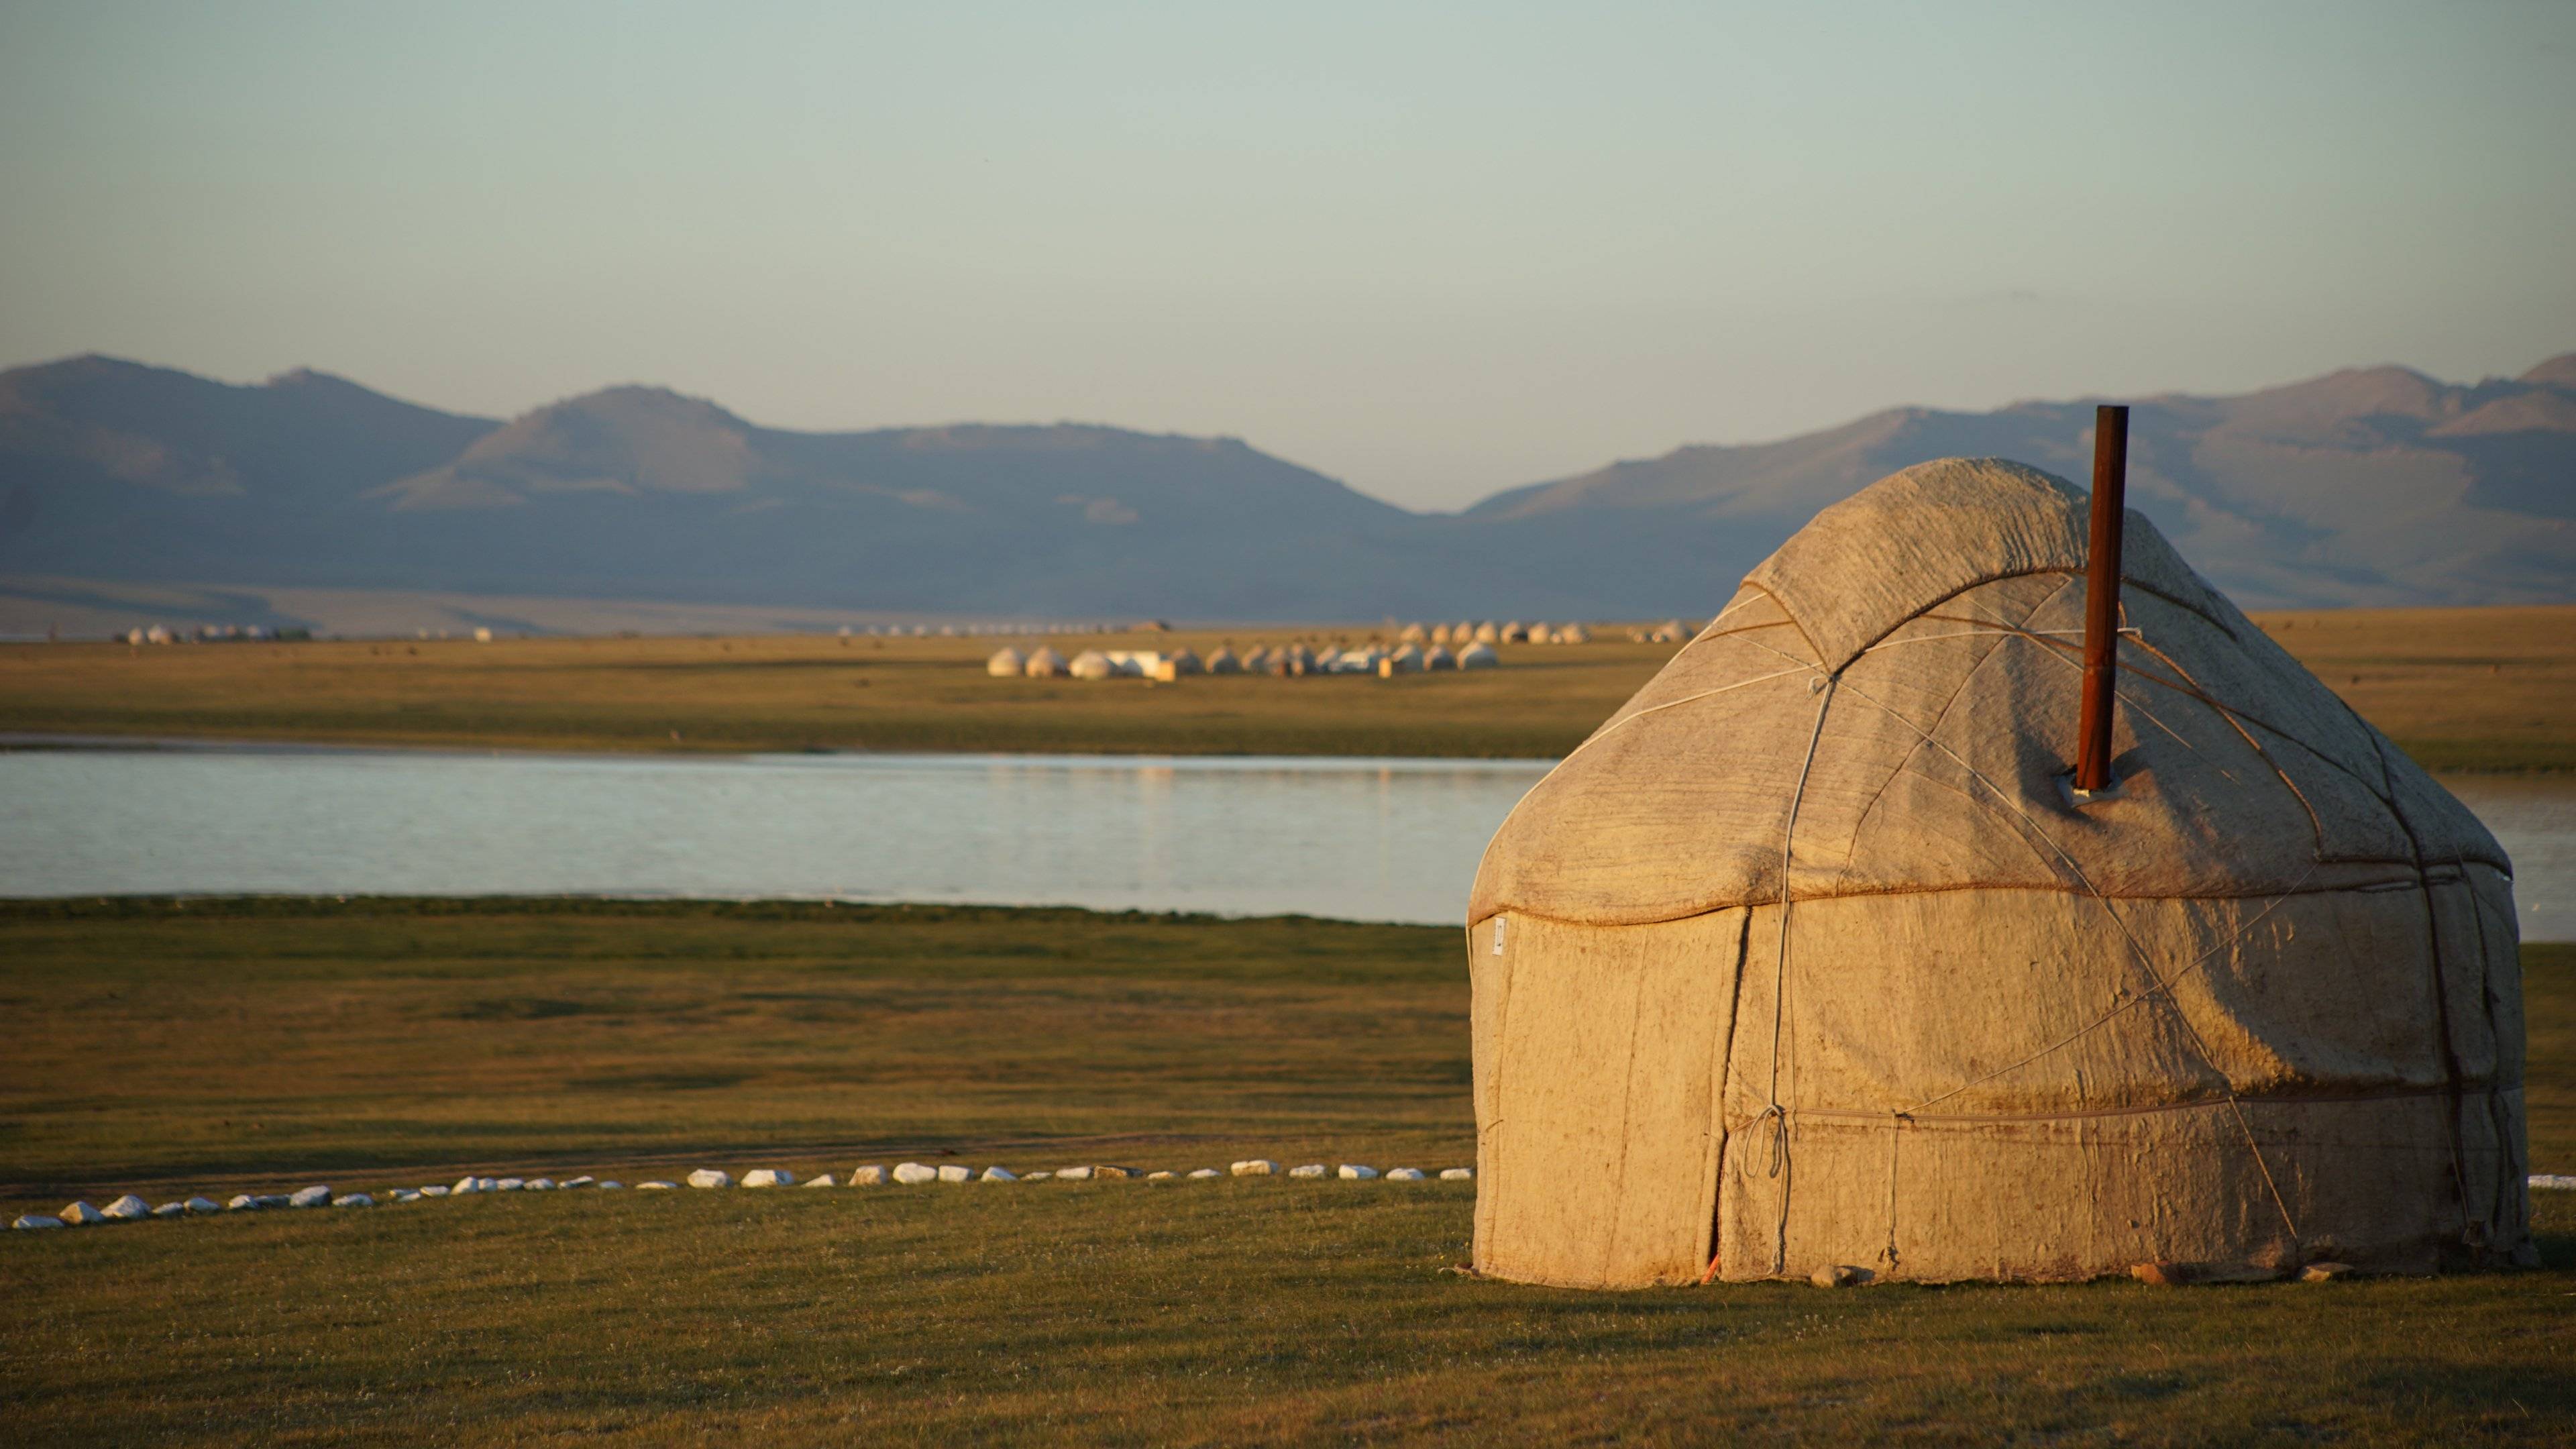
[2,900,2571,1446]
[3,604,2570,765]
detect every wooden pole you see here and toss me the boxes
[2076,404,2129,792]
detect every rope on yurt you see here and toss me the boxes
[1760,669,1839,1275]
[1881,1110,1909,1271]
[2459,853,2525,1241]
[2374,732,2481,1249]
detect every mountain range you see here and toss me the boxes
[2,352,2569,625]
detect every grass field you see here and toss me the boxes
[4,604,2571,766]
[3,900,2571,1445]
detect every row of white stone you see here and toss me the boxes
[28,1168,2568,1232]
[10,1159,1475,1231]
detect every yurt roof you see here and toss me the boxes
[1471,457,2504,928]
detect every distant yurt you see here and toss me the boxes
[1456,641,1499,670]
[1207,646,1242,675]
[1387,644,1425,674]
[1067,649,1115,680]
[1426,645,1457,670]
[1468,458,2527,1289]
[1555,623,1591,645]
[1168,647,1203,676]
[1023,646,1067,678]
[1474,623,1502,645]
[1400,623,1430,643]
[1240,646,1271,673]
[985,647,1026,677]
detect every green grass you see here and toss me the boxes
[0,898,1472,1199]
[2,903,2571,1446]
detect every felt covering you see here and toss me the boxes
[1468,458,2528,1286]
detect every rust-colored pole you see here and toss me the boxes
[2076,404,2129,792]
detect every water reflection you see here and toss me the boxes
[1,747,2567,938]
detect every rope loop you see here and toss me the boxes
[1756,1103,1790,1179]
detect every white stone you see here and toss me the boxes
[1188,1168,1222,1179]
[152,1201,187,1218]
[394,1191,422,1203]
[1146,1171,1176,1181]
[598,1181,626,1191]
[13,1214,65,1230]
[741,1169,794,1189]
[103,1194,152,1220]
[2532,1174,2576,1191]
[686,1169,733,1190]
[1020,1170,1054,1181]
[525,1178,555,1191]
[637,1181,678,1190]
[256,1194,292,1208]
[1440,1167,1474,1181]
[1230,1160,1277,1177]
[184,1197,221,1214]
[421,1185,451,1197]
[1055,1166,1096,1181]
[980,1167,1018,1183]
[61,1201,108,1224]
[936,1165,973,1184]
[892,1163,939,1185]
[496,1178,525,1191]
[451,1177,480,1195]
[1385,1168,1428,1181]
[563,1176,595,1188]
[803,1174,838,1188]
[1287,1165,1327,1179]
[288,1185,333,1208]
[1338,1165,1380,1181]
[474,1178,498,1193]
[227,1194,260,1211]
[849,1165,888,1186]
[333,1193,374,1208]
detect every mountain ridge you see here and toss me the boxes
[2,351,2568,620]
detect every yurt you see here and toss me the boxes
[1023,646,1067,678]
[1385,644,1426,674]
[1474,623,1502,645]
[985,647,1026,677]
[1207,646,1242,675]
[1456,641,1500,670]
[1067,649,1115,680]
[1468,457,2526,1289]
[1426,645,1457,670]
[1168,647,1204,676]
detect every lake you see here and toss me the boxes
[3,745,2570,938]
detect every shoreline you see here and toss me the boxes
[3,725,2567,775]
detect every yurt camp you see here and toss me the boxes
[1466,441,2529,1289]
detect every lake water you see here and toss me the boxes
[3,746,2570,937]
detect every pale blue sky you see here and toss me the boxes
[2,1,2569,508]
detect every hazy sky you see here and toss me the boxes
[3,2,2570,510]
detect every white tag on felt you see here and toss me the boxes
[1491,916,1505,955]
